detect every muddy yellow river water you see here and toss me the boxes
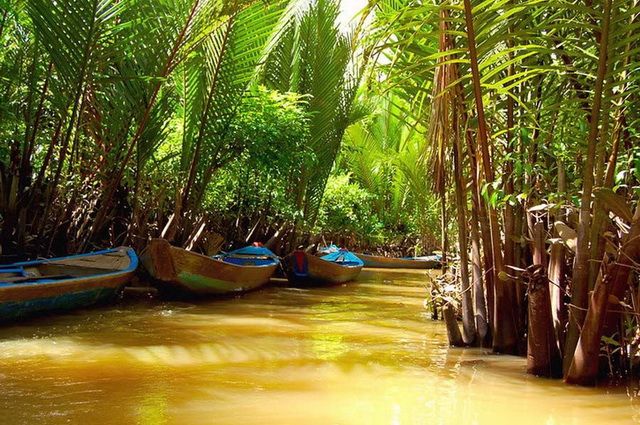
[0,269,638,424]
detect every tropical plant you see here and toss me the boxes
[262,0,365,232]
[366,0,640,385]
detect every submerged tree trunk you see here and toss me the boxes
[443,302,464,347]
[527,222,562,377]
[566,206,640,385]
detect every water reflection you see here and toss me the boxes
[0,269,637,424]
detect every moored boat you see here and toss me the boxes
[355,253,441,269]
[140,239,279,296]
[284,249,363,286]
[0,247,137,322]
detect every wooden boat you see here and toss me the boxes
[284,249,363,286]
[140,239,279,296]
[0,247,137,322]
[355,253,441,269]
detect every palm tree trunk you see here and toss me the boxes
[462,0,517,353]
[564,0,613,376]
[453,108,477,345]
[566,206,640,385]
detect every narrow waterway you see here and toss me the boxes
[0,269,638,424]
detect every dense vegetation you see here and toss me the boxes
[1,0,640,386]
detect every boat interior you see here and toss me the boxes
[222,255,278,267]
[0,250,131,285]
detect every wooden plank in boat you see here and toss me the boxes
[48,250,129,270]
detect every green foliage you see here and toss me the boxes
[202,86,312,222]
[263,0,364,226]
[335,91,440,251]
[226,85,312,175]
[315,174,384,244]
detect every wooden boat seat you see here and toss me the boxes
[48,251,129,270]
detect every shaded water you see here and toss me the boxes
[0,269,639,424]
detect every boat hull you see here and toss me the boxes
[355,253,440,269]
[0,247,136,321]
[284,251,362,286]
[140,239,277,296]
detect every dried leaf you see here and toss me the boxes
[607,295,633,310]
[608,294,621,305]
[505,265,526,273]
[528,203,555,213]
[605,239,618,255]
[594,187,633,223]
[554,221,577,252]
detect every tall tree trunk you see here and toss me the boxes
[564,0,613,376]
[463,0,517,353]
[441,191,448,275]
[548,241,567,357]
[462,110,494,341]
[453,115,477,345]
[470,198,489,344]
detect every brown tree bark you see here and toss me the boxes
[566,207,640,385]
[548,241,567,357]
[527,222,562,377]
[444,302,465,347]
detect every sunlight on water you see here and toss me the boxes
[0,268,639,424]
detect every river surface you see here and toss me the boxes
[0,269,638,424]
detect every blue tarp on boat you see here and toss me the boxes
[320,249,364,267]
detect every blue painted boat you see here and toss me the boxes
[0,247,138,322]
[284,249,363,286]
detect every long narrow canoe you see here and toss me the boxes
[355,253,441,269]
[140,239,278,296]
[284,250,363,286]
[0,247,137,322]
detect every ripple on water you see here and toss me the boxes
[0,269,638,425]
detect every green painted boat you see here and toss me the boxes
[140,239,279,296]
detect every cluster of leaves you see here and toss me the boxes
[201,86,313,232]
[315,174,385,245]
